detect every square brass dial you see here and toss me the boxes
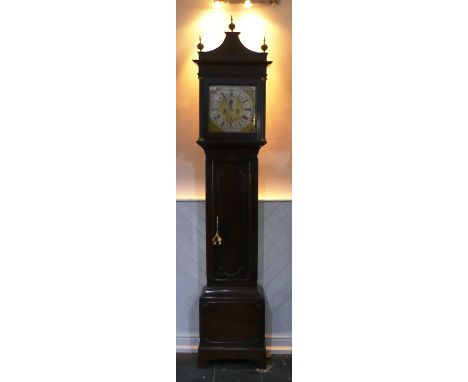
[208,85,256,133]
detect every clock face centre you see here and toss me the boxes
[208,85,256,133]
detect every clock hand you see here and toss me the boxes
[221,93,234,111]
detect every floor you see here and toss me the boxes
[176,353,292,382]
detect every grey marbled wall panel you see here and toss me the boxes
[176,201,206,337]
[176,201,292,350]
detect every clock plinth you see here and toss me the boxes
[194,20,271,369]
[198,286,266,368]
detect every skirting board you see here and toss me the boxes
[176,336,292,355]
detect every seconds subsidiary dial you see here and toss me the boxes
[208,85,256,133]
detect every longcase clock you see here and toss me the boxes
[194,18,271,369]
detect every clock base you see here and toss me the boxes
[198,346,266,369]
[197,286,266,369]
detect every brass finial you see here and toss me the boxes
[228,15,235,31]
[261,37,268,52]
[197,36,204,52]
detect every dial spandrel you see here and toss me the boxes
[208,85,256,133]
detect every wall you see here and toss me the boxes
[176,201,292,353]
[176,0,292,200]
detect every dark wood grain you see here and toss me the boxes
[194,26,271,369]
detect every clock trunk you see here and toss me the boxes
[205,148,258,287]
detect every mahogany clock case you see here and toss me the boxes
[194,27,272,369]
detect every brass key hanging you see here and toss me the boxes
[212,216,222,246]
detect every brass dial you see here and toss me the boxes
[208,85,256,133]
